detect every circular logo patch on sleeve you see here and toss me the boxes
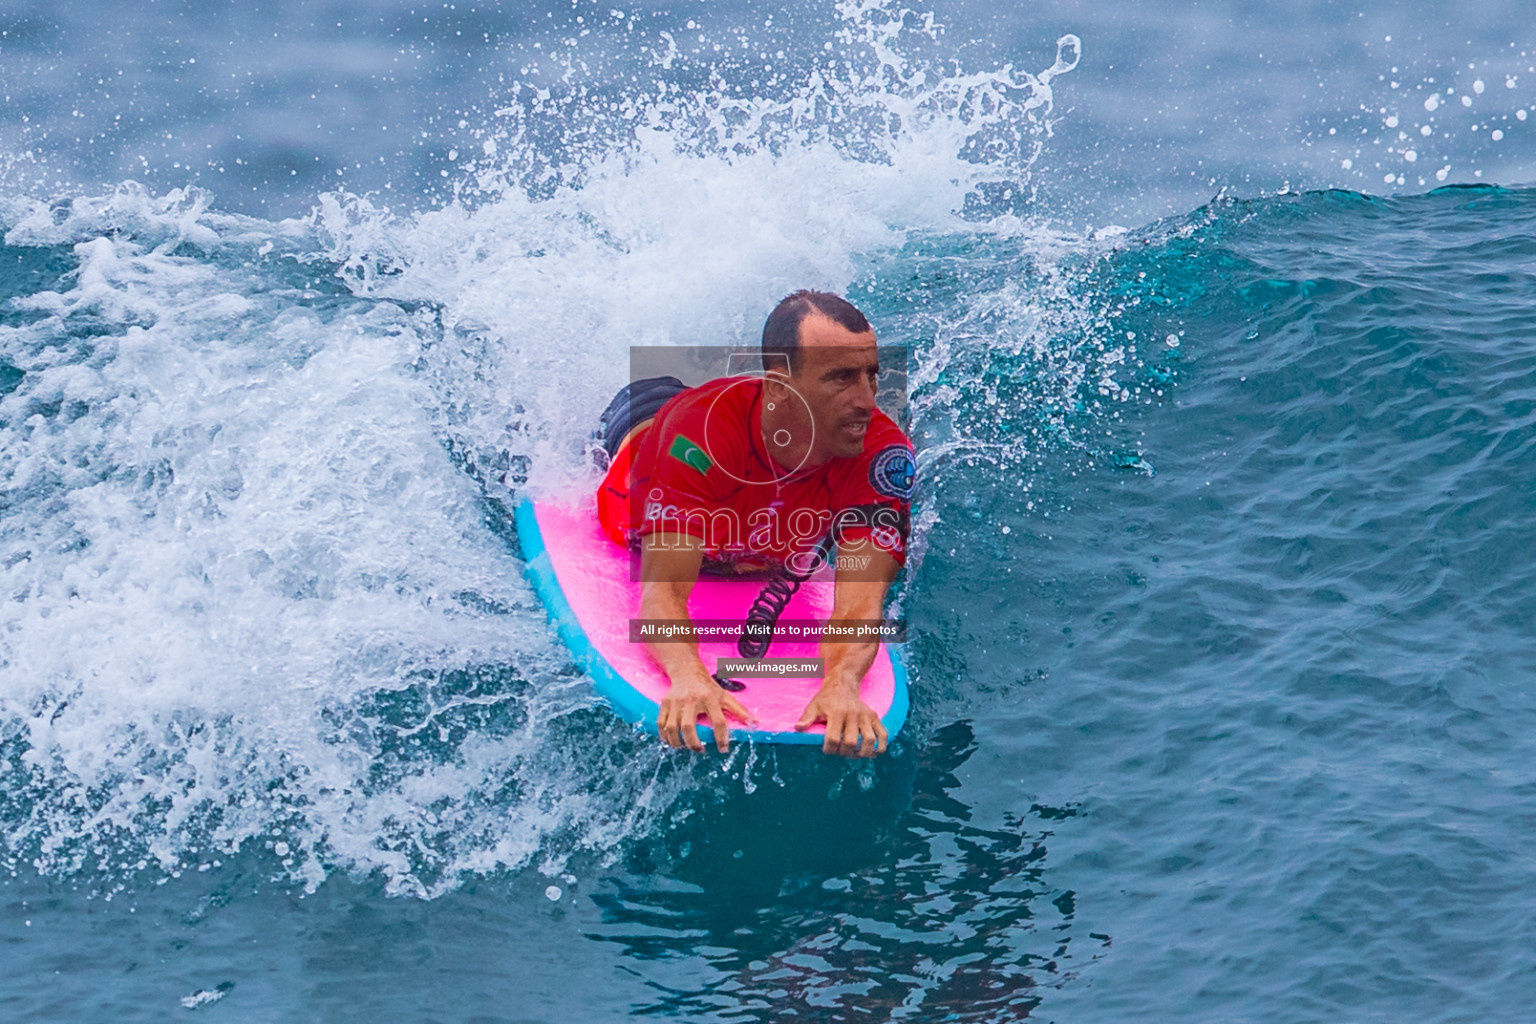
[869,445,915,501]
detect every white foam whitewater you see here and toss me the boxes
[0,1,1085,897]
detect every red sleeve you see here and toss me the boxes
[631,391,734,547]
[830,413,913,565]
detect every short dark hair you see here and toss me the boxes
[761,290,872,376]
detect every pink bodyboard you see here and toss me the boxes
[515,499,908,744]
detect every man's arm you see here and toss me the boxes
[639,532,754,753]
[795,546,900,757]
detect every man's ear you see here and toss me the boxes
[762,373,792,401]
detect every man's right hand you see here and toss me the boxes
[641,532,756,753]
[656,672,755,753]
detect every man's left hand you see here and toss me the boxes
[794,685,888,758]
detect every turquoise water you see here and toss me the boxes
[4,1,1536,1021]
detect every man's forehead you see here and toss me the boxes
[796,314,878,370]
[798,312,875,346]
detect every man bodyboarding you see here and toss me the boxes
[594,291,914,758]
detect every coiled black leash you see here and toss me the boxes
[711,506,902,690]
[710,535,835,692]
[737,534,836,660]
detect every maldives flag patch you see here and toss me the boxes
[668,433,714,474]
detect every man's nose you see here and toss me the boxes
[852,373,878,411]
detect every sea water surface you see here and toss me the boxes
[2,1,1535,1021]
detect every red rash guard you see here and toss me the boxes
[596,376,913,567]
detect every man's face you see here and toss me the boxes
[780,313,880,461]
